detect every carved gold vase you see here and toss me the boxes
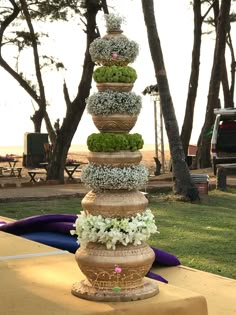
[82,189,147,218]
[72,243,158,302]
[92,114,137,133]
[96,82,133,92]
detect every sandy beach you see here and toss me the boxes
[0,144,171,177]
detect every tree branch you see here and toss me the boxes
[63,80,71,108]
[19,0,46,110]
[19,0,56,143]
[101,0,109,14]
[0,1,39,102]
[202,0,217,21]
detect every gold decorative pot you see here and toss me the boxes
[92,114,137,133]
[87,150,142,166]
[102,30,127,39]
[96,82,133,92]
[72,242,159,301]
[82,189,148,218]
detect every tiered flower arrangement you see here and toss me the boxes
[71,13,159,302]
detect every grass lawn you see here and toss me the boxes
[149,189,236,279]
[0,189,235,279]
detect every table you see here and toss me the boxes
[39,162,49,170]
[0,159,22,177]
[39,162,80,180]
[0,231,208,315]
[65,163,80,180]
[216,163,236,190]
[0,219,235,315]
[28,170,47,182]
[8,159,18,168]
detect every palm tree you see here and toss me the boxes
[141,0,199,201]
[195,0,231,168]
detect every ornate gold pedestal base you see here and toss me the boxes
[71,279,159,302]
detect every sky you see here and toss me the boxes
[0,0,233,149]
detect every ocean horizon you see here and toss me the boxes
[0,143,160,156]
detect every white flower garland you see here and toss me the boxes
[81,163,148,191]
[71,209,158,250]
[89,37,139,65]
[86,90,142,116]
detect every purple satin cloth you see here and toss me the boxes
[151,247,181,266]
[146,271,168,283]
[0,214,77,235]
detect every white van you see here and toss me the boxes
[211,108,236,175]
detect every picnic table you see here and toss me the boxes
[28,162,81,182]
[0,159,22,177]
[64,163,80,180]
[41,162,81,180]
[28,169,47,182]
[216,163,236,190]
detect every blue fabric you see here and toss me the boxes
[22,232,79,254]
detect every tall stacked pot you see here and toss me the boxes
[71,14,159,302]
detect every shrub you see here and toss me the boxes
[93,66,137,83]
[87,133,144,152]
[89,37,139,66]
[81,163,149,191]
[86,90,142,116]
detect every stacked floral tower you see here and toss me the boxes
[71,13,159,302]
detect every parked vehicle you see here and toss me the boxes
[211,108,236,175]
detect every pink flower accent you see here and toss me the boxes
[112,52,118,59]
[114,265,122,273]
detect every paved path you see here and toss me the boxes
[0,180,173,202]
[0,183,89,201]
[0,175,236,202]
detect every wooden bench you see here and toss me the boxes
[216,164,236,190]
[28,170,47,182]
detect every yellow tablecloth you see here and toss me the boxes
[154,265,236,315]
[0,231,66,257]
[0,232,208,315]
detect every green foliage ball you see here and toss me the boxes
[93,66,137,83]
[87,133,144,152]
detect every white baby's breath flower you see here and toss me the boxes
[104,13,125,32]
[81,163,148,191]
[89,37,139,65]
[86,90,142,116]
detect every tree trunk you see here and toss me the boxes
[195,0,231,168]
[30,109,44,132]
[46,0,101,181]
[212,0,233,108]
[181,0,202,156]
[221,58,232,107]
[141,0,199,201]
[227,32,236,107]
